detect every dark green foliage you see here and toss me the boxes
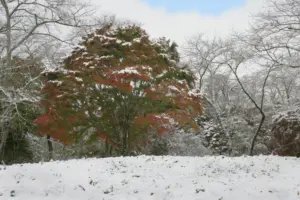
[116,26,143,42]
[156,70,195,88]
[3,131,33,165]
[1,103,41,164]
[150,138,169,155]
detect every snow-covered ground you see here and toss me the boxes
[0,156,299,200]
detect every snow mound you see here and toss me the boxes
[0,156,299,200]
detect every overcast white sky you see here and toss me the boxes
[89,0,267,47]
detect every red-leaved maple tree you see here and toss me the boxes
[35,25,203,155]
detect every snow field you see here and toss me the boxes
[0,156,299,200]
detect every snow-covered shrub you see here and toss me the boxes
[143,129,211,156]
[28,134,108,162]
[196,115,229,155]
[164,130,212,156]
[252,143,269,155]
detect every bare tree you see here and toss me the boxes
[183,0,300,156]
[249,0,300,69]
[185,35,226,92]
[0,0,109,160]
[221,39,277,155]
[267,68,300,105]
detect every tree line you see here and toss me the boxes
[0,0,300,164]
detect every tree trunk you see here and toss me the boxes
[249,113,265,156]
[105,142,112,157]
[0,121,7,159]
[121,132,128,156]
[47,135,53,161]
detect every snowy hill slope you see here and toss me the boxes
[0,156,299,200]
